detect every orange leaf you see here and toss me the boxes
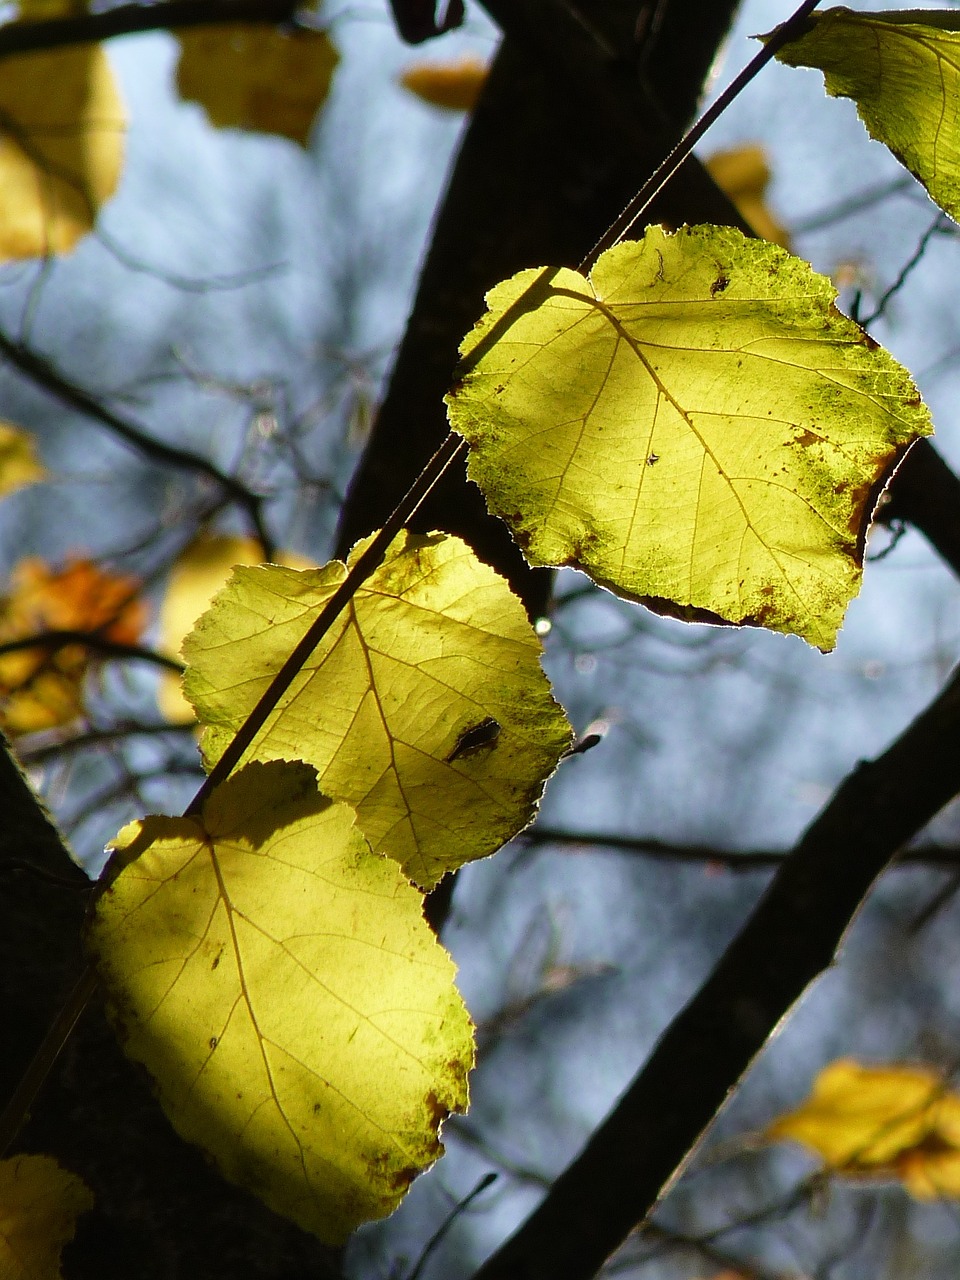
[0,555,145,734]
[400,54,488,112]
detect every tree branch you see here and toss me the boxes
[472,662,960,1280]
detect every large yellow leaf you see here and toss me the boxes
[87,761,473,1244]
[774,8,960,222]
[156,533,310,722]
[445,225,931,651]
[767,1059,960,1199]
[0,46,125,260]
[0,423,44,497]
[0,1154,93,1280]
[183,530,571,889]
[176,25,339,145]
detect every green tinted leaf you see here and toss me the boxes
[774,7,960,220]
[183,530,571,889]
[446,225,931,651]
[0,1155,93,1280]
[87,762,473,1244]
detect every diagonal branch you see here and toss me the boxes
[471,662,960,1280]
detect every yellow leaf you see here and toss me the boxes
[0,423,44,497]
[0,46,125,261]
[704,144,790,247]
[16,0,85,19]
[156,533,310,723]
[87,761,473,1244]
[0,1154,93,1280]
[175,25,339,145]
[182,529,572,889]
[400,54,489,111]
[774,8,960,222]
[446,225,932,651]
[767,1059,960,1199]
[0,556,145,735]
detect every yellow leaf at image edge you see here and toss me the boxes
[87,761,474,1244]
[156,533,311,723]
[176,25,339,145]
[446,225,932,651]
[0,1154,94,1280]
[767,1059,960,1199]
[775,8,960,223]
[182,529,572,889]
[0,45,125,261]
[0,423,45,498]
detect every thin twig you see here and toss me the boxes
[0,632,184,673]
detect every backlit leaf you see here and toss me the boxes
[445,225,931,651]
[0,1154,94,1279]
[88,761,473,1243]
[400,54,489,111]
[176,25,339,145]
[704,144,790,247]
[156,533,310,722]
[183,530,572,888]
[0,556,145,735]
[767,1059,960,1199]
[0,46,125,260]
[774,8,960,221]
[0,423,45,497]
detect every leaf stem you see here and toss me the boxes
[580,0,824,270]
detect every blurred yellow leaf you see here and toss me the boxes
[16,0,85,19]
[176,25,339,145]
[88,760,473,1243]
[767,1059,960,1199]
[400,54,488,111]
[0,45,125,261]
[182,529,572,888]
[0,1154,93,1279]
[156,533,309,723]
[0,423,44,497]
[704,144,790,247]
[0,556,145,735]
[446,225,931,651]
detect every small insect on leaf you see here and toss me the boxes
[447,716,501,761]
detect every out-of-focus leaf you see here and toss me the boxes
[767,1059,960,1199]
[0,1154,94,1279]
[400,54,488,110]
[156,533,310,723]
[774,8,960,221]
[176,25,339,145]
[0,423,44,497]
[0,45,125,260]
[88,761,473,1243]
[15,0,85,18]
[704,144,790,247]
[0,556,145,735]
[182,530,572,888]
[446,224,931,651]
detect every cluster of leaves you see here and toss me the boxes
[8,3,960,1275]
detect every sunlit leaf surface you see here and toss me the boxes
[775,7,960,221]
[157,533,310,722]
[88,761,473,1243]
[183,530,571,888]
[400,54,488,111]
[0,45,125,260]
[0,422,45,497]
[0,1154,94,1279]
[0,556,145,735]
[767,1059,960,1199]
[176,25,339,145]
[446,225,931,650]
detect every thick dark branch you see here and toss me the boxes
[472,663,960,1280]
[0,631,183,672]
[0,0,298,57]
[878,438,960,580]
[0,328,273,556]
